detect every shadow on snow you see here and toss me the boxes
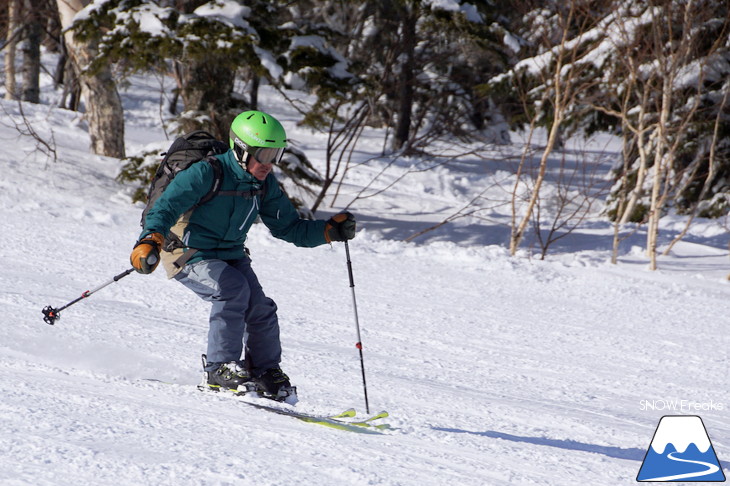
[432,426,646,462]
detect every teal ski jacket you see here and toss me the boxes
[141,149,327,269]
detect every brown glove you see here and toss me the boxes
[130,232,164,274]
[325,212,356,242]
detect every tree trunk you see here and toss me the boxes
[21,0,42,103]
[250,73,259,111]
[509,109,563,255]
[170,0,236,137]
[56,0,125,158]
[646,77,672,270]
[509,2,574,255]
[618,81,654,225]
[174,58,235,140]
[392,5,416,151]
[612,125,635,264]
[4,0,19,100]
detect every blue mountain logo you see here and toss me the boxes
[637,415,726,482]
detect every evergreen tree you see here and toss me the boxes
[87,0,337,209]
[302,0,514,152]
[490,0,730,222]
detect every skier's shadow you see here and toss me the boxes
[444,428,730,473]
[432,427,645,461]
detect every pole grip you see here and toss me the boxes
[345,240,355,288]
[114,268,135,281]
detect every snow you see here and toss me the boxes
[0,54,729,486]
[423,0,461,12]
[254,46,284,80]
[502,31,521,54]
[194,1,252,31]
[289,36,352,80]
[124,4,174,38]
[460,4,484,24]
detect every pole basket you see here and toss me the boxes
[42,306,60,325]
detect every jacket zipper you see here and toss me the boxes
[239,196,259,231]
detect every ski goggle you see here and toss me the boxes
[247,146,285,165]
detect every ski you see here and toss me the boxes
[347,410,391,429]
[329,408,358,419]
[194,384,391,432]
[142,378,390,433]
[231,399,388,434]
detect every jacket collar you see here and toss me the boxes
[223,150,259,185]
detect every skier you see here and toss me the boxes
[129,110,356,401]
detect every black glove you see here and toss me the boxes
[325,212,356,242]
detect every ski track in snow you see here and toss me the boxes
[0,76,729,486]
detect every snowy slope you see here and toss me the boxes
[0,75,729,486]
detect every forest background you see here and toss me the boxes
[2,0,730,269]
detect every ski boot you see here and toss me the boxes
[201,355,256,395]
[254,367,298,403]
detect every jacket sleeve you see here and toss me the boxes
[140,162,213,239]
[259,174,328,248]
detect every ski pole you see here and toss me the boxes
[42,267,135,325]
[344,240,370,414]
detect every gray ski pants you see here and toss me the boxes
[174,257,281,375]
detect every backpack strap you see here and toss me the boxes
[167,165,269,271]
[162,155,222,254]
[217,188,265,198]
[195,156,224,208]
[172,248,200,270]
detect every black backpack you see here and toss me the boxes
[140,130,229,231]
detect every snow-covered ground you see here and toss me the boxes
[0,69,728,486]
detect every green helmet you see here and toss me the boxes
[229,110,287,165]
